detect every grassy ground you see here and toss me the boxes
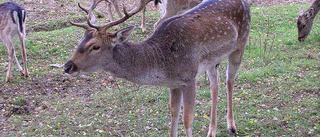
[0,3,319,137]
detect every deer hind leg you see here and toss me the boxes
[182,82,196,137]
[18,30,28,77]
[206,65,220,137]
[226,48,245,134]
[169,88,183,137]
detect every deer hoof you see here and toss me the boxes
[5,77,10,82]
[19,70,29,78]
[19,70,25,76]
[227,129,236,134]
[142,27,146,32]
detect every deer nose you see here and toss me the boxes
[64,60,78,74]
[298,37,305,42]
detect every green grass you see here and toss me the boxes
[0,3,319,137]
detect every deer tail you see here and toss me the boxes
[154,0,162,6]
[10,6,26,33]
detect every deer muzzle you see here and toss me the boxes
[64,60,78,74]
[298,36,306,42]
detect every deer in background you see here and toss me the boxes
[64,0,251,136]
[154,0,202,28]
[84,0,154,32]
[0,2,28,82]
[297,0,320,41]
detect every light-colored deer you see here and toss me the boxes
[154,0,202,28]
[297,0,320,41]
[64,0,251,136]
[0,2,28,82]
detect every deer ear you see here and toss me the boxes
[299,9,305,16]
[112,26,136,44]
[305,8,314,19]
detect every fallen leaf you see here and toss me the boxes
[259,104,267,108]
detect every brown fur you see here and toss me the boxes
[297,0,320,41]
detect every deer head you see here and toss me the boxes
[64,0,146,77]
[297,8,315,42]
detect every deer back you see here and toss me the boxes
[107,0,251,86]
[64,0,251,88]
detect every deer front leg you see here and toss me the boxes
[5,46,14,82]
[111,0,123,19]
[170,88,182,137]
[182,83,196,137]
[13,49,24,75]
[207,66,220,137]
[141,7,146,32]
[2,34,14,82]
[106,1,115,22]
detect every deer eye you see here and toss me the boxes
[92,46,100,50]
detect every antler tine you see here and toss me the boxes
[78,0,104,24]
[71,0,105,30]
[88,0,147,32]
[78,3,89,14]
[69,19,93,31]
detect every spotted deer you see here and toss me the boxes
[154,0,202,28]
[64,0,251,136]
[297,0,320,41]
[0,2,27,82]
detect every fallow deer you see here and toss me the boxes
[154,0,202,28]
[64,0,251,136]
[0,2,28,82]
[297,0,320,41]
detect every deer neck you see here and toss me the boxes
[106,38,167,84]
[311,0,320,16]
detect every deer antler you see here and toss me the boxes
[87,0,147,32]
[69,19,93,31]
[69,0,104,30]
